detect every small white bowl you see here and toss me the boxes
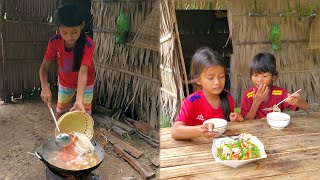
[267,112,290,130]
[203,118,228,136]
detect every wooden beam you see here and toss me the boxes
[95,62,160,83]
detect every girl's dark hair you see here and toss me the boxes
[55,4,85,72]
[190,47,231,121]
[250,53,278,77]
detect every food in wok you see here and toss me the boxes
[48,132,98,170]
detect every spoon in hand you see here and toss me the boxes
[48,106,71,147]
[263,89,302,112]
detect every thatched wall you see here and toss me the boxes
[0,0,59,102]
[92,0,160,128]
[229,0,320,106]
[160,0,189,124]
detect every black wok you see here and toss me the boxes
[35,139,106,176]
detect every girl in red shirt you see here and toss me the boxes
[172,47,243,140]
[39,4,95,119]
[241,53,309,120]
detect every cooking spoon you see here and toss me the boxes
[262,89,302,112]
[48,106,71,147]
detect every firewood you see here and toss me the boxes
[98,128,144,158]
[113,144,155,179]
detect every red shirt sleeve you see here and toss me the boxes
[81,36,94,67]
[44,40,57,61]
[175,98,195,125]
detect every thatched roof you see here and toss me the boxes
[130,0,160,51]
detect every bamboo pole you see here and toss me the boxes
[170,0,189,97]
[0,0,5,102]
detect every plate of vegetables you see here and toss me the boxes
[212,133,267,168]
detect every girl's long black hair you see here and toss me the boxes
[190,47,231,121]
[55,4,85,72]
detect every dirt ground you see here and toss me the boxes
[0,98,159,180]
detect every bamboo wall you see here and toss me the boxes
[92,0,160,128]
[0,0,59,102]
[229,0,320,106]
[160,0,188,124]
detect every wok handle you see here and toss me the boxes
[95,132,108,152]
[35,151,47,163]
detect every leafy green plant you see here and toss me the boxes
[296,1,316,19]
[248,0,267,16]
[161,115,172,128]
[280,0,296,17]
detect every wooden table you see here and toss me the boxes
[160,112,320,179]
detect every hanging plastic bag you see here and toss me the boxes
[116,9,129,44]
[270,23,280,51]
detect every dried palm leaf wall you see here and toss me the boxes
[92,0,160,128]
[0,0,59,102]
[229,0,320,106]
[160,0,189,124]
[309,9,320,49]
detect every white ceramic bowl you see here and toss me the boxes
[267,112,290,130]
[203,118,228,136]
[212,136,267,168]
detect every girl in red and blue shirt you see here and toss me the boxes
[172,47,243,140]
[39,4,95,119]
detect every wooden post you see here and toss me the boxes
[0,0,6,102]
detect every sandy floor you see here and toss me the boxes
[0,99,158,179]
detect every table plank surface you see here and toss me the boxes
[160,113,320,179]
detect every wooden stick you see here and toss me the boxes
[113,143,155,179]
[136,129,159,147]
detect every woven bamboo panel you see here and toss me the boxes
[3,22,54,42]
[3,44,47,60]
[159,0,186,123]
[4,0,58,22]
[131,0,160,51]
[1,0,59,101]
